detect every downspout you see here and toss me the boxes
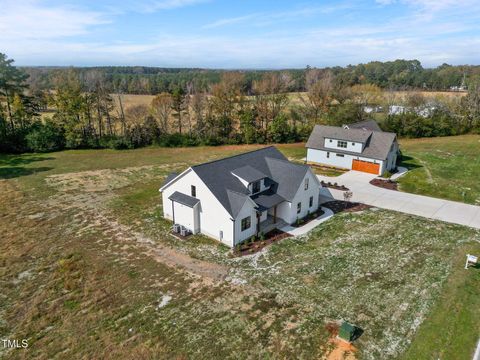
[231,218,235,247]
[171,200,175,224]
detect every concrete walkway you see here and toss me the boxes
[317,171,480,230]
[473,338,480,360]
[390,166,408,180]
[281,207,334,236]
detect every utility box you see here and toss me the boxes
[338,321,355,342]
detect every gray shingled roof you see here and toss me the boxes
[168,191,200,208]
[231,165,267,183]
[162,172,178,187]
[306,124,396,160]
[251,189,285,211]
[308,125,372,143]
[347,119,382,132]
[191,146,309,217]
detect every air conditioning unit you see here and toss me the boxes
[173,224,181,233]
[180,227,187,237]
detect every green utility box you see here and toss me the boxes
[338,321,355,342]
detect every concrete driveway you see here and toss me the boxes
[318,170,480,230]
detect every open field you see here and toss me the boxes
[112,91,467,113]
[397,135,480,205]
[1,142,479,359]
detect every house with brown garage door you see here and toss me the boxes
[305,120,399,175]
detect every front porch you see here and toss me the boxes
[258,214,287,235]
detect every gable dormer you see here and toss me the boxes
[231,165,268,194]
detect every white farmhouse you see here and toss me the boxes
[160,146,321,247]
[305,120,399,175]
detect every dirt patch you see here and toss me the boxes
[323,338,357,360]
[370,178,398,191]
[322,201,372,214]
[43,166,228,282]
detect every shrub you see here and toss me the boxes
[26,121,65,152]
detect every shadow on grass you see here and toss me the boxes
[0,167,53,179]
[398,155,422,170]
[0,155,55,167]
[351,326,364,342]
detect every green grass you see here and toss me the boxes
[400,242,480,360]
[398,135,480,205]
[1,141,480,359]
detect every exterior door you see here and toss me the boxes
[352,159,380,175]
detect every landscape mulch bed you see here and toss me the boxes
[370,178,398,191]
[322,200,372,214]
[290,209,325,228]
[320,180,349,191]
[233,229,292,257]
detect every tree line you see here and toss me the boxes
[1,53,480,153]
[23,60,480,95]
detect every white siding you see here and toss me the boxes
[233,201,257,245]
[384,140,398,172]
[161,169,235,247]
[324,137,363,153]
[172,202,198,233]
[288,170,321,223]
[307,148,385,175]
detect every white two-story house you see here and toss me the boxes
[305,120,399,175]
[159,146,321,247]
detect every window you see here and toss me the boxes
[336,154,344,157]
[241,216,251,231]
[297,202,302,214]
[252,180,260,194]
[309,196,313,208]
[337,140,347,148]
[352,142,356,146]
[329,139,333,143]
[191,185,196,197]
[327,152,330,158]
[304,178,309,190]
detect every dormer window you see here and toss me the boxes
[337,140,347,148]
[252,180,261,194]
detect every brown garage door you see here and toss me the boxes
[352,159,380,175]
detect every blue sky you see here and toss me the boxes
[1,0,479,68]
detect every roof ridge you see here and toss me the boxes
[191,146,277,169]
[266,156,308,167]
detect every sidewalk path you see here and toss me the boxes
[281,207,334,236]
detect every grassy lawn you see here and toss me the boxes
[1,142,479,359]
[397,135,480,205]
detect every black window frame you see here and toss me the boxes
[337,140,347,148]
[297,202,301,214]
[304,177,309,190]
[252,180,261,194]
[241,216,251,231]
[336,154,345,157]
[327,152,330,158]
[191,185,196,197]
[309,196,313,208]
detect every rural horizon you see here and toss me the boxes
[1,1,480,359]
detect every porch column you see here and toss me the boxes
[256,211,261,236]
[273,205,277,224]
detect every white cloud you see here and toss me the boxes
[0,0,108,40]
[202,4,352,29]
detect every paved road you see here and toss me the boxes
[318,171,480,230]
